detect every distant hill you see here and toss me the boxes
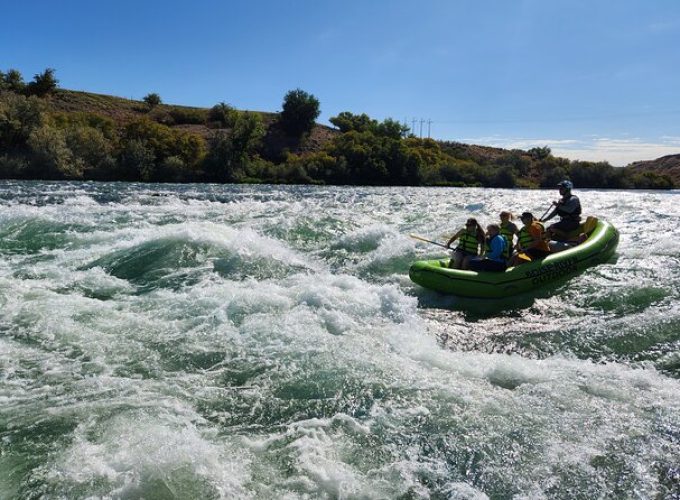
[49,89,338,157]
[49,90,680,186]
[628,154,680,186]
[1,85,676,188]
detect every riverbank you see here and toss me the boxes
[1,87,676,188]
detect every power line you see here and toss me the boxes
[403,117,433,137]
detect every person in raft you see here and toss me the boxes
[509,212,551,266]
[542,180,582,241]
[468,224,508,272]
[445,218,485,269]
[499,211,519,262]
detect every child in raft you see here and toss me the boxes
[467,224,508,272]
[499,211,519,263]
[509,211,551,266]
[445,218,485,269]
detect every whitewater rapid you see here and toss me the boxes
[0,181,678,498]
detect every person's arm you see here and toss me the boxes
[542,205,559,222]
[446,229,463,248]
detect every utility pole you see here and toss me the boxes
[427,119,432,138]
[411,117,417,134]
[419,119,425,138]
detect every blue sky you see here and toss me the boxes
[3,0,680,165]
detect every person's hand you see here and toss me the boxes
[552,199,560,206]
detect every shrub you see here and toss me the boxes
[529,146,551,160]
[329,112,376,133]
[27,125,79,178]
[0,93,46,151]
[3,69,25,93]
[203,112,264,182]
[375,118,409,139]
[208,102,239,128]
[118,139,155,181]
[65,125,114,175]
[168,107,207,125]
[0,154,29,178]
[26,68,58,97]
[52,111,117,142]
[157,156,187,182]
[143,93,162,109]
[280,88,320,138]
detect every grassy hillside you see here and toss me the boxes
[49,89,336,153]
[628,154,680,186]
[1,86,676,188]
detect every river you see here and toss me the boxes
[0,181,678,499]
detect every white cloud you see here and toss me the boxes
[462,135,680,166]
[554,138,680,166]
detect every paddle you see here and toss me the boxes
[539,204,554,222]
[409,234,450,249]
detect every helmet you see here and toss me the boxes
[557,180,573,190]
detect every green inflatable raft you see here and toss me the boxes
[409,219,619,298]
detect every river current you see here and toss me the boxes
[0,181,678,499]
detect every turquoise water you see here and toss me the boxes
[0,181,678,499]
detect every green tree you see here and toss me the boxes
[157,156,187,182]
[118,139,155,181]
[329,112,376,133]
[375,118,409,139]
[628,170,674,189]
[204,112,264,181]
[143,93,162,109]
[280,88,320,137]
[208,102,239,128]
[329,112,408,139]
[569,160,625,188]
[529,146,551,160]
[284,152,340,184]
[3,69,25,93]
[27,125,79,178]
[120,118,206,178]
[538,157,571,187]
[65,125,114,177]
[0,154,29,178]
[325,130,424,185]
[26,68,59,96]
[0,93,46,151]
[492,166,517,188]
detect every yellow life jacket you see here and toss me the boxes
[518,221,545,248]
[457,232,479,255]
[518,227,533,248]
[499,223,515,259]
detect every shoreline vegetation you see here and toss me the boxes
[1,68,676,189]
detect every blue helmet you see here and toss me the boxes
[557,180,573,190]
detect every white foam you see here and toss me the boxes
[45,410,252,498]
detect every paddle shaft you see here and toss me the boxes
[539,204,554,222]
[409,234,450,249]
